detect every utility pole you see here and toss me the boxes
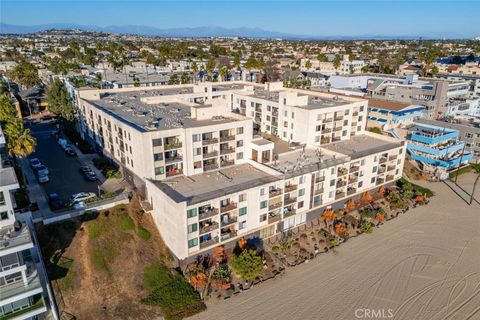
[470,173,480,205]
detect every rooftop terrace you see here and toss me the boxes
[153,163,280,205]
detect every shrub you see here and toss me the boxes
[136,227,151,240]
[230,249,263,280]
[142,261,205,320]
[397,178,433,198]
[359,220,374,234]
[369,127,382,134]
[271,246,280,253]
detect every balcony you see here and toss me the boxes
[335,192,346,200]
[199,208,219,220]
[336,180,347,188]
[221,231,237,242]
[221,216,238,227]
[351,122,358,126]
[166,168,183,177]
[315,176,325,183]
[220,202,237,213]
[200,236,219,249]
[333,126,342,132]
[379,157,388,164]
[202,138,218,145]
[387,165,396,172]
[220,147,235,155]
[376,178,385,186]
[353,111,359,116]
[337,168,348,176]
[204,163,219,172]
[324,118,333,122]
[268,213,281,224]
[164,141,182,150]
[322,127,333,133]
[347,188,357,196]
[269,201,283,211]
[165,155,183,164]
[349,176,358,183]
[378,167,386,174]
[272,110,279,116]
[284,197,297,205]
[283,209,296,218]
[203,150,219,159]
[221,160,235,167]
[349,165,359,172]
[284,184,298,192]
[386,175,395,181]
[314,188,324,195]
[220,135,235,142]
[199,222,219,235]
[389,155,398,161]
[269,188,283,198]
[334,115,344,121]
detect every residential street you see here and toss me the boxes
[190,173,480,320]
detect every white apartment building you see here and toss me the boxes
[300,55,365,75]
[0,126,51,319]
[75,81,406,260]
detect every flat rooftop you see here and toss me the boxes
[367,98,411,111]
[0,167,18,187]
[303,95,349,109]
[87,89,241,132]
[153,163,280,205]
[323,135,403,160]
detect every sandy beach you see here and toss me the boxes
[190,173,480,320]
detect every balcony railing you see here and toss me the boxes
[268,201,283,211]
[269,189,283,198]
[379,157,388,164]
[376,178,385,186]
[220,135,235,142]
[334,126,342,132]
[200,236,219,249]
[220,147,235,155]
[166,168,183,177]
[349,166,359,172]
[204,163,219,171]
[389,155,398,161]
[284,184,298,192]
[347,188,357,196]
[200,222,219,235]
[202,138,218,145]
[221,216,238,227]
[284,197,297,205]
[336,181,347,188]
[203,151,219,159]
[220,202,237,213]
[221,160,235,167]
[268,214,281,224]
[165,156,183,164]
[221,231,237,242]
[283,209,296,218]
[199,208,219,220]
[387,165,396,172]
[164,141,182,150]
[335,192,346,200]
[324,118,333,122]
[334,115,344,121]
[338,168,348,176]
[353,111,359,116]
[349,176,358,183]
[315,176,325,183]
[386,175,395,181]
[314,188,324,195]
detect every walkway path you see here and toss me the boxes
[190,173,480,320]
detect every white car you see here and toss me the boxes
[38,174,49,183]
[30,158,42,169]
[36,165,49,176]
[70,192,96,203]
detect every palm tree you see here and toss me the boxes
[333,55,341,73]
[4,120,36,158]
[0,95,17,122]
[219,66,228,82]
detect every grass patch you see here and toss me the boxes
[118,215,135,231]
[141,261,206,320]
[91,248,109,273]
[449,164,480,178]
[88,220,107,239]
[368,127,382,134]
[93,157,122,179]
[397,178,434,198]
[136,227,151,241]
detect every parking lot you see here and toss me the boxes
[29,122,101,203]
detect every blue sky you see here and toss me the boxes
[1,1,479,38]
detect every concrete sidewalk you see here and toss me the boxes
[20,158,53,221]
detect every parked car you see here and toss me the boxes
[48,193,64,210]
[84,171,98,181]
[35,165,49,176]
[37,173,49,183]
[30,158,42,169]
[29,202,39,211]
[79,166,92,174]
[70,192,96,203]
[65,148,77,157]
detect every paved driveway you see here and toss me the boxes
[190,174,480,320]
[29,122,101,202]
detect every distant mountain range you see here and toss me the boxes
[0,22,451,40]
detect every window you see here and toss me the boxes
[239,221,247,230]
[330,179,336,187]
[236,152,243,160]
[284,110,288,116]
[260,214,267,222]
[0,192,5,206]
[153,153,163,161]
[187,208,198,218]
[260,200,267,209]
[358,181,363,188]
[465,132,473,138]
[237,140,243,147]
[194,147,202,156]
[291,112,295,119]
[236,127,244,135]
[344,109,350,116]
[192,134,200,142]
[266,115,271,121]
[361,159,366,166]
[298,188,305,197]
[283,121,288,128]
[298,201,304,209]
[331,167,335,174]
[239,207,247,216]
[371,177,376,183]
[188,223,198,233]
[154,167,165,175]
[0,211,8,220]
[267,105,271,111]
[152,138,162,147]
[260,188,265,196]
[188,238,198,248]
[342,130,347,137]
[299,176,306,184]
[239,193,247,202]
[315,136,320,143]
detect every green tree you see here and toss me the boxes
[47,79,75,122]
[230,249,263,280]
[7,62,41,88]
[219,65,228,81]
[304,60,312,70]
[0,95,17,122]
[233,53,241,70]
[168,74,179,85]
[317,53,328,62]
[4,119,36,157]
[0,79,10,95]
[333,55,341,71]
[206,57,216,80]
[181,72,190,84]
